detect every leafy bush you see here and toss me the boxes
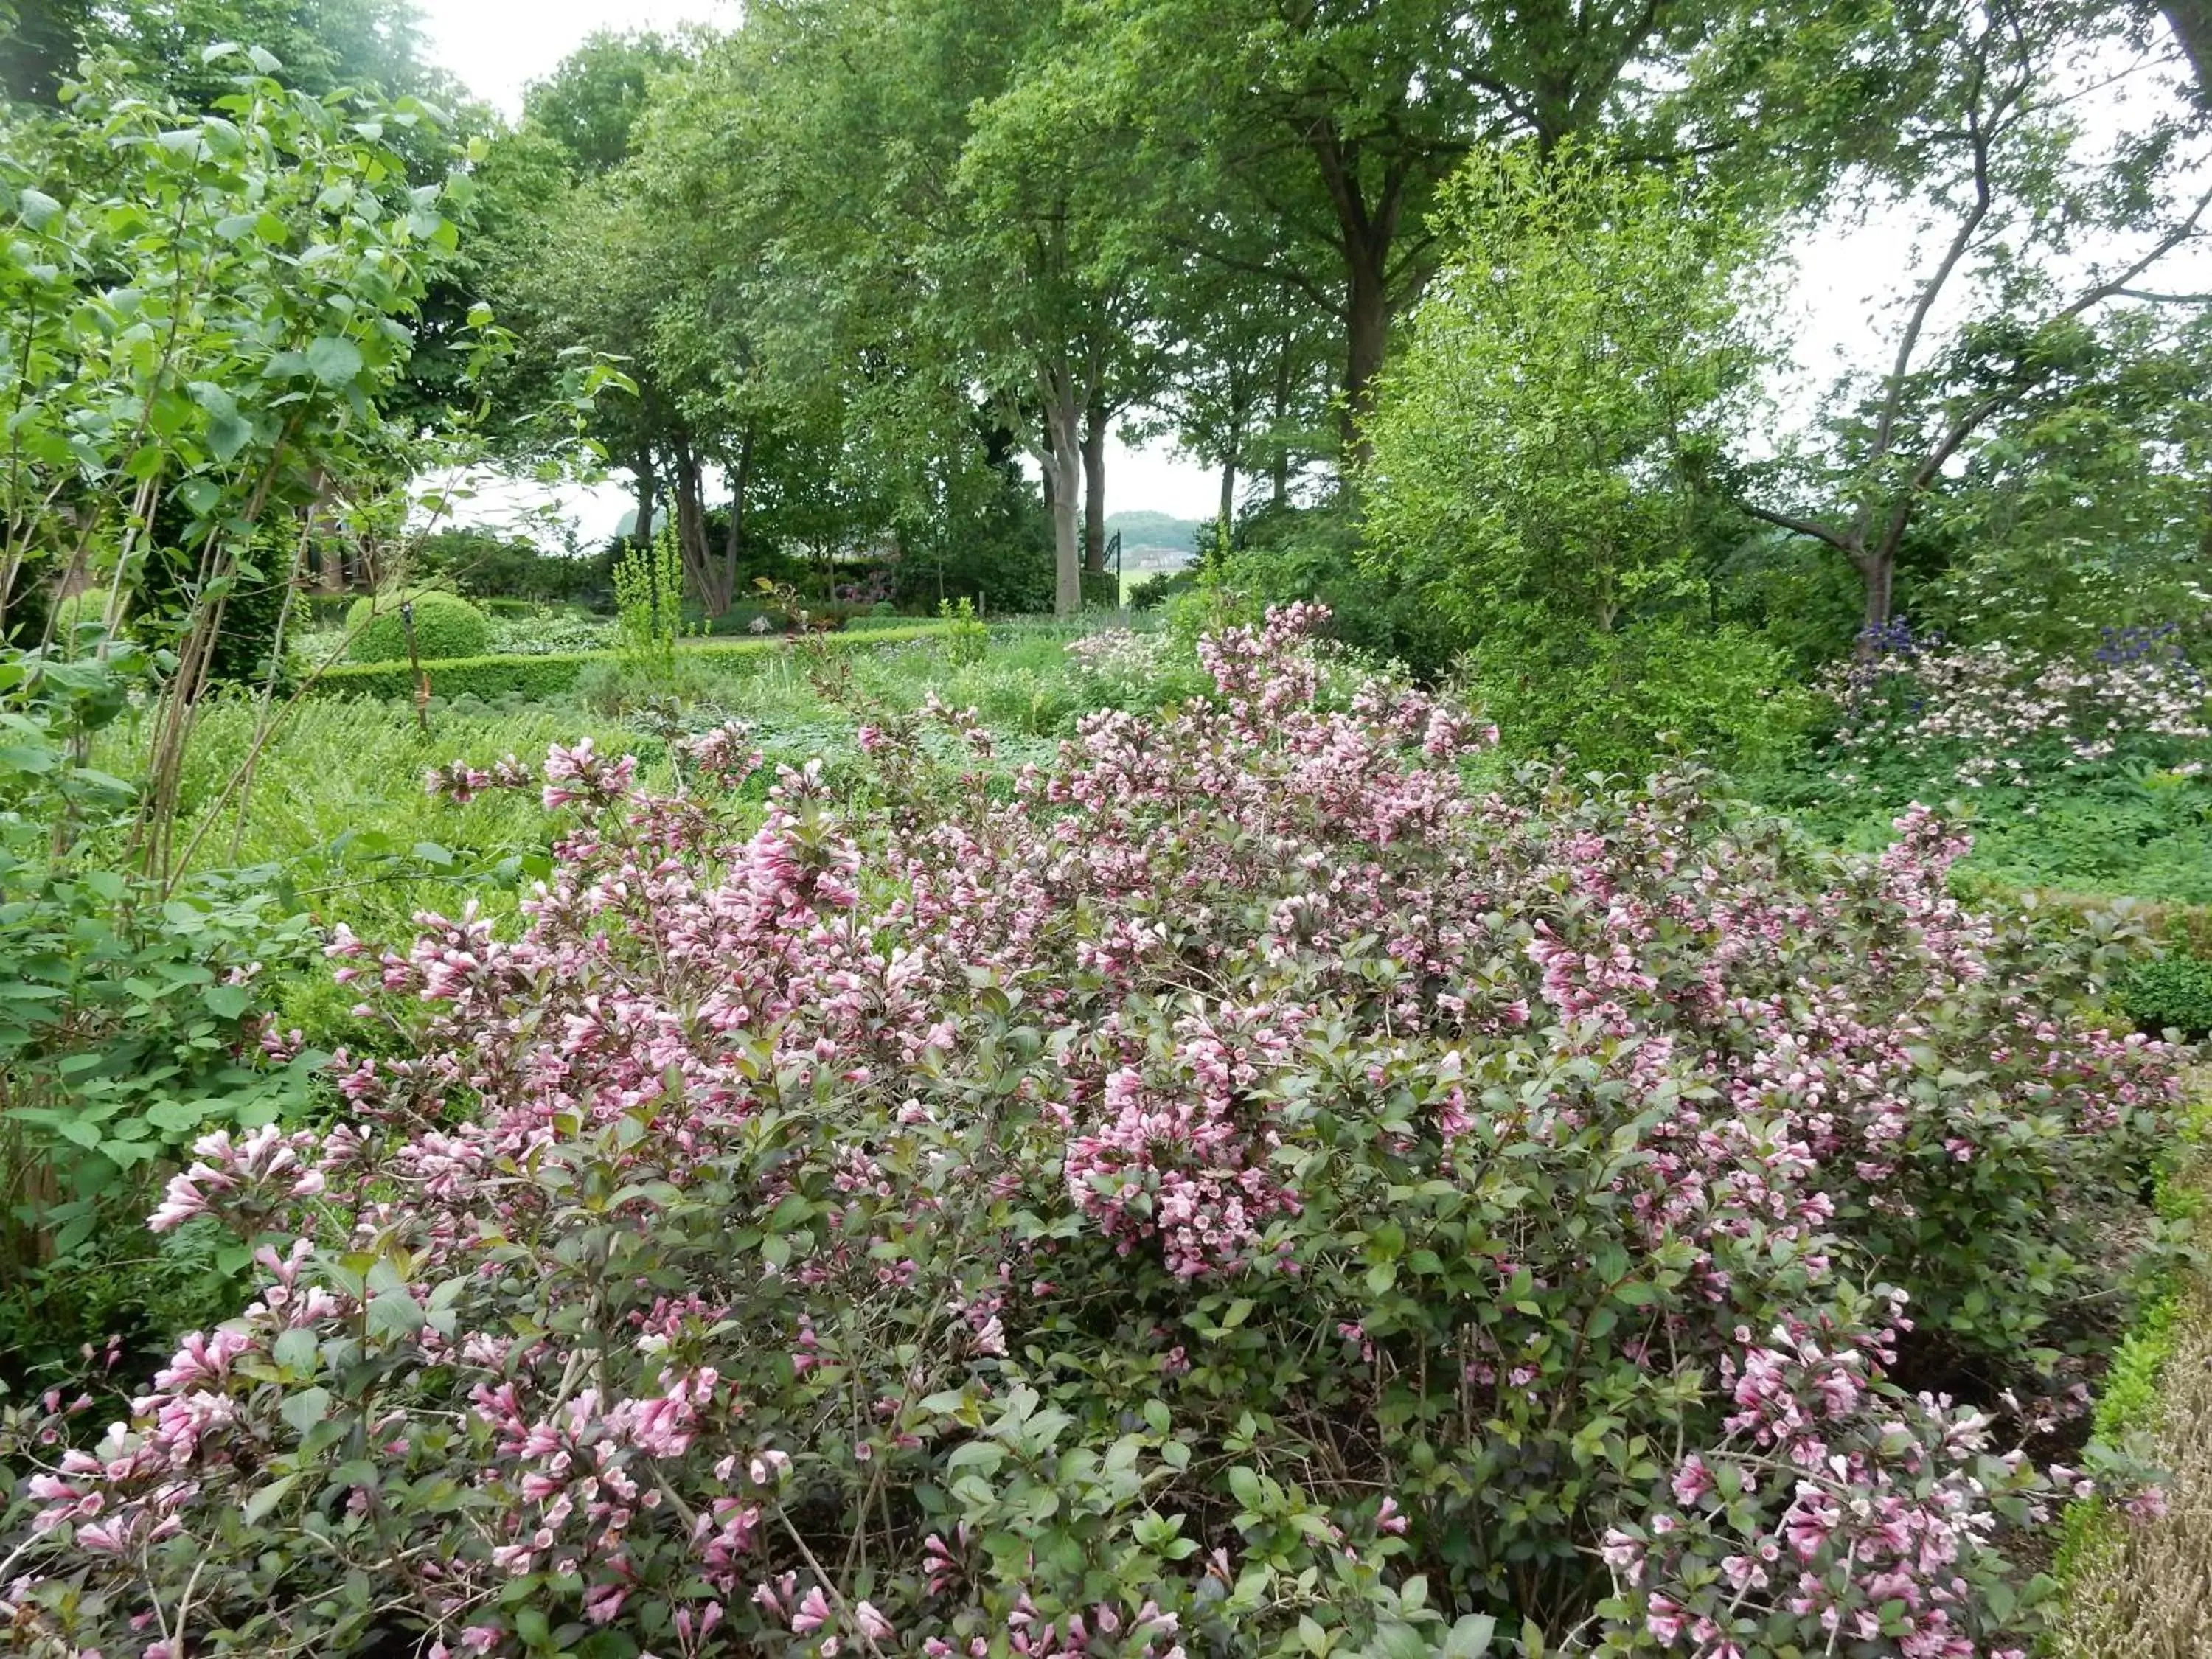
[1207,503,1466,681]
[0,647,324,1388]
[3,608,2180,1658]
[1464,618,1817,776]
[613,527,686,682]
[344,590,493,665]
[1062,627,1206,711]
[1127,568,1196,611]
[413,528,612,611]
[483,610,613,656]
[2120,953,2212,1039]
[939,595,987,667]
[1820,622,2211,793]
[315,646,591,703]
[1764,621,2212,899]
[49,586,114,639]
[133,529,296,690]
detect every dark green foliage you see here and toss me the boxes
[344,590,492,664]
[1,580,52,650]
[1128,568,1196,611]
[0,647,325,1393]
[2118,954,2212,1038]
[1761,763,2212,906]
[521,30,686,180]
[412,528,613,610]
[1709,530,1866,677]
[1211,503,1466,681]
[0,0,95,104]
[132,534,294,692]
[1464,619,1816,778]
[894,476,1054,616]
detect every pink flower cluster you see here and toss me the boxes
[1,606,2179,1658]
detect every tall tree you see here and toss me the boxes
[1077,0,1716,462]
[673,0,1154,615]
[2162,0,2212,99]
[0,0,100,103]
[1360,141,1768,640]
[523,29,685,181]
[1713,0,2212,630]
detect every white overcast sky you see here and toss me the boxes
[414,0,2206,542]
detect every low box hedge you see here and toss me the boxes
[302,622,956,703]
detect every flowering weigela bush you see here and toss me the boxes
[1821,621,2211,790]
[1,607,2183,1658]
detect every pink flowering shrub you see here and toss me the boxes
[0,607,2183,1658]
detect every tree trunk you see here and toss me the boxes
[1342,246,1388,467]
[723,425,754,594]
[632,449,656,546]
[2167,1,2212,101]
[1271,339,1295,505]
[1038,378,1084,618]
[672,440,725,617]
[1309,124,1402,469]
[1859,551,1895,634]
[1082,395,1108,574]
[1220,459,1238,528]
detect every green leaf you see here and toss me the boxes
[16,189,61,230]
[1226,1464,1263,1510]
[203,984,252,1020]
[279,1385,331,1436]
[367,1290,425,1338]
[241,1471,299,1523]
[143,1098,213,1133]
[206,412,252,462]
[55,1119,103,1150]
[1443,1615,1497,1659]
[305,336,364,386]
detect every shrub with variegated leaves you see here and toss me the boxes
[0,607,2183,1659]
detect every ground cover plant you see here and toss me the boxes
[0,607,2185,1658]
[1758,622,2212,902]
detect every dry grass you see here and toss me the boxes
[2052,1071,2212,1659]
[2051,1289,2212,1658]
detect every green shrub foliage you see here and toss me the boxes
[2121,954,2212,1040]
[344,591,493,665]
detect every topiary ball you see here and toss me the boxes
[2119,953,2212,1040]
[345,591,491,664]
[52,585,116,635]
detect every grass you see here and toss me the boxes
[1752,760,2212,907]
[120,621,1145,945]
[2051,1084,2212,1657]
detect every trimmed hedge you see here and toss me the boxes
[347,591,491,664]
[303,622,957,702]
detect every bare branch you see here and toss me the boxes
[1739,499,1858,556]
